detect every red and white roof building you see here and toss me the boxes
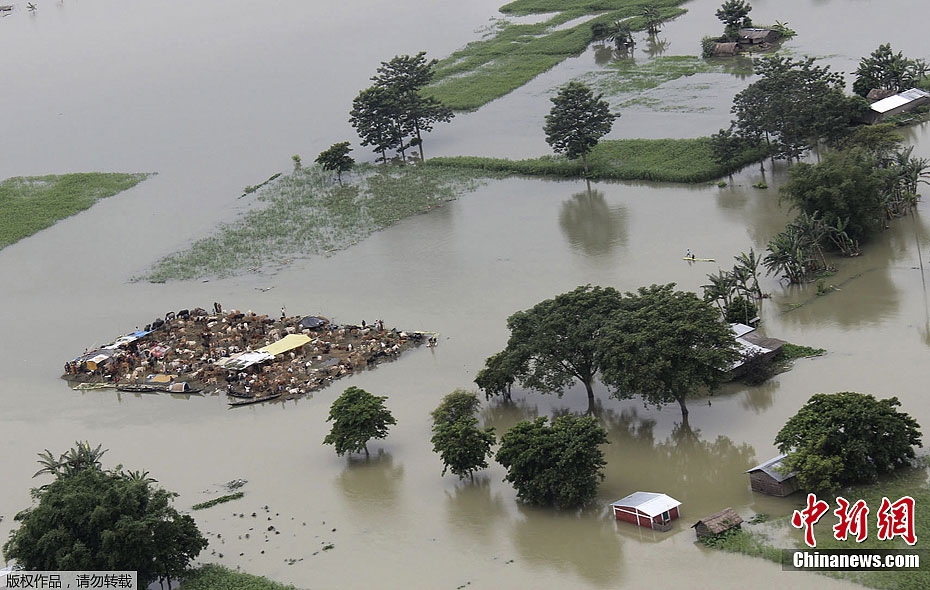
[609,492,682,530]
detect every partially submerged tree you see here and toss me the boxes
[315,142,355,184]
[475,285,626,407]
[323,386,396,456]
[852,44,927,97]
[775,392,922,492]
[350,86,403,162]
[597,284,740,420]
[715,0,752,41]
[5,446,206,589]
[495,415,608,508]
[640,4,665,36]
[430,391,495,479]
[544,82,618,177]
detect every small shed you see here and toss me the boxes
[713,42,740,57]
[729,323,786,372]
[692,508,743,538]
[867,88,930,123]
[746,454,800,496]
[737,28,780,45]
[610,492,681,532]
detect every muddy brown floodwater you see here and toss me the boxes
[1,1,928,589]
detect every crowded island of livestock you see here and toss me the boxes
[62,304,434,406]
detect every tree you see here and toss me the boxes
[606,20,634,50]
[495,415,608,508]
[33,441,107,479]
[775,392,922,492]
[853,44,923,97]
[781,147,889,245]
[349,86,403,162]
[323,386,396,456]
[731,57,852,161]
[475,285,626,407]
[315,142,355,184]
[4,450,206,589]
[640,4,664,36]
[715,0,752,41]
[370,52,454,161]
[430,391,496,479]
[544,82,618,177]
[597,284,739,420]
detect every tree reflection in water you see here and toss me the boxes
[334,449,403,510]
[559,188,628,257]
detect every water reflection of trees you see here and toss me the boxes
[334,450,403,510]
[559,189,628,257]
[642,37,669,58]
[443,475,508,542]
[739,378,780,413]
[479,397,539,434]
[593,44,634,65]
[509,505,624,587]
[599,408,757,516]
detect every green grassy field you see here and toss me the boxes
[145,164,492,281]
[0,172,150,249]
[424,0,688,110]
[426,138,766,183]
[180,565,300,590]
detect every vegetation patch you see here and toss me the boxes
[424,0,688,110]
[0,172,150,250]
[191,492,245,511]
[579,55,754,102]
[426,137,766,183]
[180,564,300,590]
[145,164,489,281]
[777,343,825,360]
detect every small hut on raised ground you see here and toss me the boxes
[746,454,799,496]
[737,28,780,46]
[713,42,739,57]
[692,508,743,539]
[610,492,681,532]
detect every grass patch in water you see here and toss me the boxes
[146,164,492,281]
[191,492,245,511]
[424,0,688,110]
[580,55,755,99]
[180,564,300,590]
[777,343,826,360]
[0,172,151,250]
[426,137,766,183]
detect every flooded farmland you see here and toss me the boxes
[1,0,928,588]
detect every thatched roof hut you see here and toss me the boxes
[713,42,739,57]
[692,508,743,538]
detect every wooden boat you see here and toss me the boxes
[73,382,116,391]
[683,257,715,262]
[226,390,254,399]
[117,384,160,393]
[228,393,282,407]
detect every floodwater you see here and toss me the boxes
[1,0,928,589]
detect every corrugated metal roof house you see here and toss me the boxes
[729,323,786,371]
[610,492,681,532]
[738,28,780,45]
[746,454,800,496]
[867,88,930,123]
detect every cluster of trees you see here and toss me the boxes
[853,44,929,98]
[3,442,207,589]
[349,52,454,163]
[475,284,739,419]
[762,129,929,283]
[701,249,762,323]
[776,392,922,492]
[544,82,619,177]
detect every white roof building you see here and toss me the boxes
[610,491,681,518]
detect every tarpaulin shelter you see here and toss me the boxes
[146,373,176,384]
[299,316,327,330]
[259,334,311,356]
[215,351,275,371]
[102,330,151,350]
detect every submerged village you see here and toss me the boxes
[2,0,930,589]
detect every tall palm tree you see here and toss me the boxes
[734,249,763,299]
[607,20,634,50]
[640,4,664,36]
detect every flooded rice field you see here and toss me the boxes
[1,0,928,588]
